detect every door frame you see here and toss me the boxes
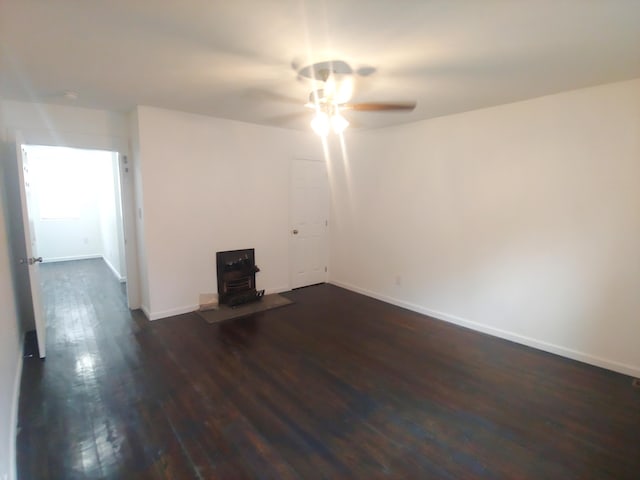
[24,144,140,308]
[114,151,140,308]
[5,129,141,339]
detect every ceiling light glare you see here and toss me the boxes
[335,77,354,104]
[311,111,330,136]
[324,75,336,97]
[331,113,349,134]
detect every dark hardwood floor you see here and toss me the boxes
[17,259,640,479]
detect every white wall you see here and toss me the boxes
[0,144,24,480]
[328,78,640,377]
[35,215,102,262]
[134,106,322,319]
[97,152,126,280]
[0,100,128,152]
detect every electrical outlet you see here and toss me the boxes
[394,275,402,286]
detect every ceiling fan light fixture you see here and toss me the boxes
[311,111,330,136]
[335,77,354,104]
[299,60,415,135]
[331,112,349,134]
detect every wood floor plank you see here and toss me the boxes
[16,259,640,479]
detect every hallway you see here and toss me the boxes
[17,259,144,478]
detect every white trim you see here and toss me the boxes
[264,286,290,295]
[140,305,151,320]
[127,297,140,311]
[102,256,125,282]
[117,150,141,310]
[147,304,198,321]
[42,254,102,263]
[10,344,24,480]
[145,287,292,321]
[330,280,640,378]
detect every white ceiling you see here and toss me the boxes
[1,0,639,130]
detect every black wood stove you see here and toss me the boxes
[216,248,264,307]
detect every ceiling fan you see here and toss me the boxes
[297,60,417,135]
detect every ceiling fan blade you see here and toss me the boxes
[341,102,417,112]
[355,65,377,77]
[297,60,353,80]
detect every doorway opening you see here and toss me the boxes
[23,145,130,303]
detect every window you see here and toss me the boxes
[25,145,112,221]
[36,159,83,219]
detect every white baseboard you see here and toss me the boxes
[147,304,198,321]
[144,287,291,321]
[45,255,126,282]
[140,305,151,320]
[102,256,125,282]
[42,254,102,263]
[265,285,290,295]
[127,299,141,311]
[330,280,640,378]
[10,342,24,480]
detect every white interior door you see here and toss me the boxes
[290,159,329,289]
[16,144,46,358]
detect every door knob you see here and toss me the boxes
[28,257,43,265]
[292,229,299,235]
